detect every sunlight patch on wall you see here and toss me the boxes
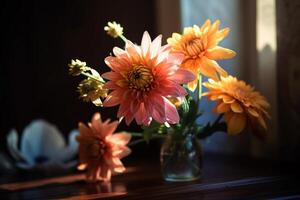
[257,0,277,52]
[252,0,278,158]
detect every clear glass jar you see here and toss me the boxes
[160,130,203,182]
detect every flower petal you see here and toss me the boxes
[200,19,211,32]
[150,34,162,59]
[163,97,180,124]
[200,57,227,80]
[168,53,184,65]
[141,31,151,57]
[124,113,135,126]
[247,107,259,117]
[207,28,230,48]
[157,80,187,97]
[206,46,236,60]
[103,91,121,107]
[107,132,132,146]
[77,163,87,170]
[208,20,220,36]
[125,40,142,63]
[102,71,123,81]
[199,58,218,80]
[113,47,127,58]
[187,74,199,92]
[151,95,167,123]
[111,158,126,173]
[257,116,267,130]
[170,69,195,84]
[20,120,66,163]
[227,113,247,135]
[58,129,79,162]
[111,146,131,159]
[217,28,230,41]
[135,102,148,125]
[101,120,119,138]
[215,102,231,113]
[220,94,235,103]
[78,122,92,137]
[7,129,31,164]
[105,56,129,73]
[230,101,243,113]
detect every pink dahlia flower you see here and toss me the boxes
[76,113,131,182]
[102,31,195,125]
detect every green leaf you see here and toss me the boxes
[181,97,189,113]
[197,119,227,140]
[141,121,168,143]
[185,99,198,124]
[193,124,204,136]
[130,132,144,137]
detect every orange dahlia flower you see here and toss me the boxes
[202,76,270,136]
[76,113,131,182]
[102,31,195,125]
[167,20,236,91]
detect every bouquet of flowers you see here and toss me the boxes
[68,20,270,182]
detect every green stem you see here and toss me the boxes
[152,134,167,139]
[196,74,202,113]
[81,72,105,83]
[128,138,145,146]
[119,34,127,44]
[198,74,202,100]
[128,134,166,146]
[130,132,144,137]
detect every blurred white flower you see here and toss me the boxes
[6,119,78,171]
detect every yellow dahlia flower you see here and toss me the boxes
[167,20,236,91]
[202,76,270,136]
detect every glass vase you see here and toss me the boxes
[160,130,203,182]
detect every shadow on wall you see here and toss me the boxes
[276,0,300,162]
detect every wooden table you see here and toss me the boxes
[1,153,300,200]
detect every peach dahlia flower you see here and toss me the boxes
[167,20,236,91]
[102,31,195,125]
[202,76,270,136]
[76,113,131,182]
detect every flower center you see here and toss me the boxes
[185,38,205,57]
[231,85,251,101]
[127,65,153,91]
[87,140,106,159]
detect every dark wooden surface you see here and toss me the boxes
[0,153,300,200]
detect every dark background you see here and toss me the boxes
[0,0,158,149]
